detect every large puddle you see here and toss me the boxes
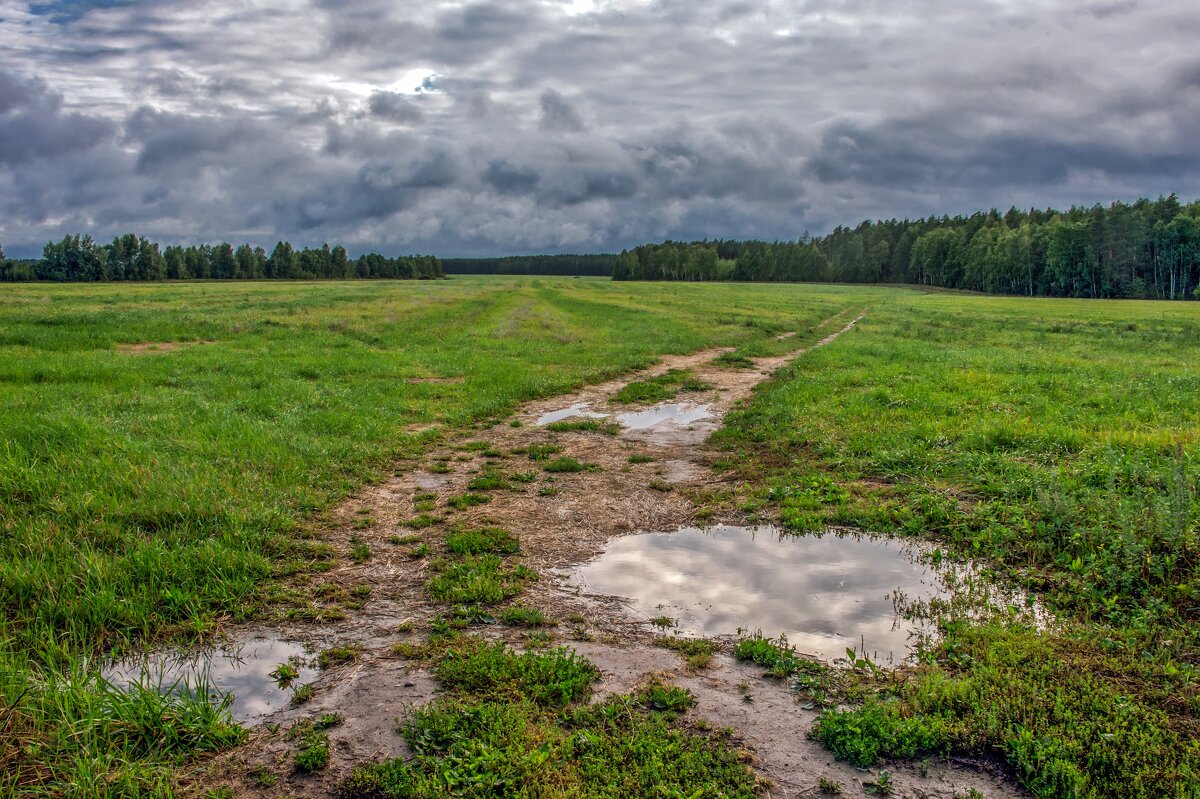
[535,403,609,425]
[616,403,712,429]
[103,633,315,724]
[536,401,713,432]
[570,525,957,664]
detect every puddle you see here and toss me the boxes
[535,403,609,425]
[570,525,956,664]
[616,403,712,430]
[103,633,315,724]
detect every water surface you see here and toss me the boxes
[104,633,314,724]
[616,403,712,429]
[571,525,952,663]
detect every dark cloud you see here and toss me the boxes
[0,71,114,166]
[1,0,1199,256]
[367,90,424,123]
[539,89,584,133]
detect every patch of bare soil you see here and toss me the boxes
[116,340,214,354]
[404,376,465,384]
[182,309,1026,798]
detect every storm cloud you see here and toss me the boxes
[1,0,1198,256]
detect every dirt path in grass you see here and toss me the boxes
[187,310,1023,799]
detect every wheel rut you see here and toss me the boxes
[182,309,1024,799]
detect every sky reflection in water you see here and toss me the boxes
[104,634,312,724]
[572,525,950,663]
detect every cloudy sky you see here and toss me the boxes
[1,0,1198,256]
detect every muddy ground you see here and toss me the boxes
[183,311,1024,799]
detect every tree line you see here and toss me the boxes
[614,195,1200,299]
[0,234,442,282]
[442,254,616,276]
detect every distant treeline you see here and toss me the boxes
[442,254,615,276]
[0,234,442,282]
[614,195,1200,300]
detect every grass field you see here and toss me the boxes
[1,278,1197,797]
[0,277,874,795]
[715,293,1200,797]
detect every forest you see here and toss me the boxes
[442,254,616,276]
[613,195,1200,299]
[0,236,442,282]
[4,196,1198,298]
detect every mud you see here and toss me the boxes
[182,309,1027,798]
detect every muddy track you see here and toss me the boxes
[187,309,1024,799]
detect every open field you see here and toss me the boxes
[1,277,1197,798]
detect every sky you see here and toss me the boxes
[1,0,1199,257]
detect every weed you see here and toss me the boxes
[434,640,598,706]
[248,765,277,787]
[654,635,718,669]
[390,533,422,544]
[628,454,656,464]
[500,604,552,627]
[814,700,949,768]
[715,351,757,369]
[445,526,520,555]
[429,462,453,474]
[291,683,314,705]
[446,492,491,510]
[543,456,591,473]
[637,678,695,714]
[615,368,713,404]
[819,776,843,794]
[271,661,301,684]
[526,442,563,461]
[648,478,672,492]
[734,631,823,679]
[863,769,894,796]
[294,729,330,772]
[348,542,371,563]
[317,644,362,669]
[427,555,529,605]
[467,472,511,491]
[314,712,344,730]
[545,418,621,435]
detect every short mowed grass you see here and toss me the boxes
[715,292,1200,799]
[0,276,863,794]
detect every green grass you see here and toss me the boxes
[426,555,532,605]
[343,641,757,798]
[525,442,563,461]
[445,526,520,555]
[734,631,823,679]
[544,418,621,434]
[715,292,1200,799]
[613,367,712,404]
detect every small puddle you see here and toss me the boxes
[570,525,956,664]
[103,633,314,724]
[616,403,712,430]
[535,403,608,426]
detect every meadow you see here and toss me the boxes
[1,277,1197,797]
[715,293,1200,797]
[0,277,873,794]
